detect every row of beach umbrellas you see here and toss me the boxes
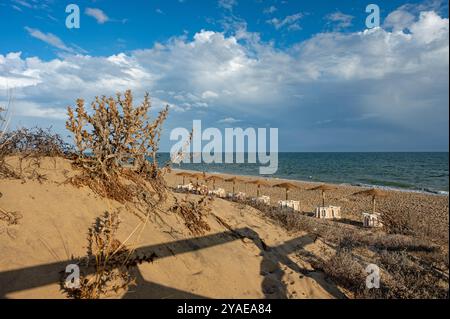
[176,171,387,213]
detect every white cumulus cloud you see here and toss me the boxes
[1,5,448,150]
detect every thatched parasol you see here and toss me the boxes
[308,184,336,207]
[176,172,192,184]
[224,176,243,193]
[247,179,270,197]
[190,172,205,184]
[352,188,388,214]
[206,175,223,189]
[273,182,299,200]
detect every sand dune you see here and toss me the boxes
[0,157,344,299]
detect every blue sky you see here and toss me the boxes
[0,0,449,151]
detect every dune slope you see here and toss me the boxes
[0,157,343,299]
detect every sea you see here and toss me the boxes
[157,152,449,195]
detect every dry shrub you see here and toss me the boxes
[0,127,71,158]
[170,195,212,235]
[380,210,415,236]
[377,251,448,298]
[319,249,369,296]
[66,90,169,208]
[310,249,388,299]
[0,127,72,180]
[309,248,448,299]
[229,196,448,298]
[253,202,437,252]
[377,196,449,246]
[63,211,157,299]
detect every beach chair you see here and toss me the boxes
[362,212,383,228]
[178,183,195,192]
[278,200,288,210]
[290,200,300,211]
[235,192,247,200]
[278,200,300,212]
[208,188,226,198]
[329,206,341,219]
[255,195,270,205]
[314,206,341,219]
[215,188,226,198]
[196,184,209,195]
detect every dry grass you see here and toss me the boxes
[170,195,212,235]
[0,206,21,226]
[0,192,22,238]
[228,197,449,299]
[305,247,449,299]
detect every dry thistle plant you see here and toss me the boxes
[66,90,169,208]
[170,195,212,235]
[63,210,157,299]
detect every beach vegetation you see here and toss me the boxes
[229,196,448,298]
[62,210,158,299]
[66,90,169,208]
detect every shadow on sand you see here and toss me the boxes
[0,227,344,299]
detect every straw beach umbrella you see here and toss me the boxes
[176,172,192,185]
[273,182,299,200]
[224,176,243,194]
[308,184,336,207]
[190,172,205,184]
[206,175,223,189]
[352,188,387,214]
[247,179,270,197]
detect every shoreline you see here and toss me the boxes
[170,167,449,197]
[166,165,449,246]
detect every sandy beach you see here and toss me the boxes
[0,156,344,299]
[166,168,449,245]
[1,0,449,307]
[0,154,448,299]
